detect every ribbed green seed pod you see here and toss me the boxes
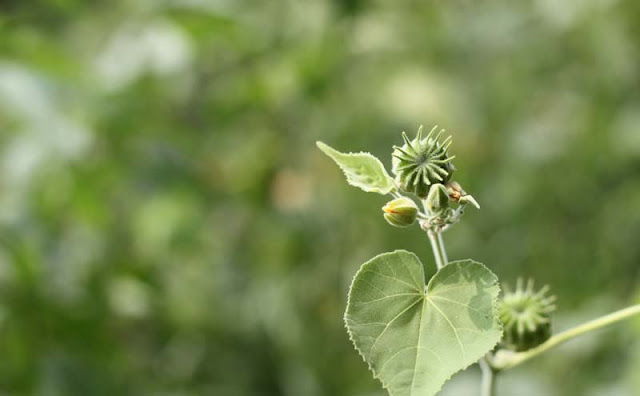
[382,197,418,227]
[499,279,557,352]
[391,126,456,198]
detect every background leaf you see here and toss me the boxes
[317,141,395,194]
[345,251,501,396]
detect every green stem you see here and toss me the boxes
[479,357,496,396]
[437,232,448,265]
[494,304,640,371]
[427,231,444,269]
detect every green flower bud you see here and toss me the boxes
[499,279,556,352]
[425,184,450,213]
[391,126,456,198]
[382,197,418,227]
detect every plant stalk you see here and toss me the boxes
[479,357,496,396]
[437,232,448,264]
[427,231,444,269]
[493,303,640,371]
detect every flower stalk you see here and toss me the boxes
[427,230,444,270]
[479,357,496,396]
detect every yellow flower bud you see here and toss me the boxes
[382,197,419,227]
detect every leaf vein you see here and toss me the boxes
[355,293,423,305]
[369,297,423,354]
[363,270,422,292]
[429,295,486,315]
[410,298,426,395]
[427,299,466,360]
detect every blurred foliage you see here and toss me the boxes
[0,0,639,395]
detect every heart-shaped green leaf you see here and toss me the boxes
[317,141,395,194]
[345,250,501,396]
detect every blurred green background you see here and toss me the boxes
[1,1,640,395]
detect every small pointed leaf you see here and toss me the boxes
[345,251,501,396]
[317,141,395,194]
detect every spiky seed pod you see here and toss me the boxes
[499,279,557,352]
[382,197,418,227]
[391,126,456,198]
